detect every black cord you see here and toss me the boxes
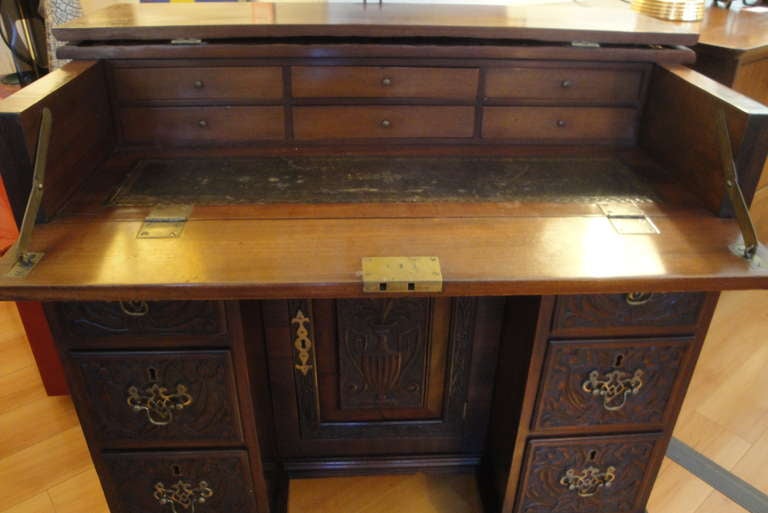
[0,0,38,68]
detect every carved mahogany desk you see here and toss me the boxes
[0,2,767,513]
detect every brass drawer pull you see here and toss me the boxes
[127,372,193,425]
[561,79,572,88]
[560,465,616,497]
[582,368,644,411]
[197,119,209,128]
[119,301,149,317]
[380,119,392,128]
[381,76,393,86]
[154,479,213,512]
[625,292,653,305]
[193,80,205,89]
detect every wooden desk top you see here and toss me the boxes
[698,6,768,55]
[53,0,699,46]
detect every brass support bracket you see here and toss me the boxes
[4,107,52,279]
[362,256,443,293]
[715,109,762,263]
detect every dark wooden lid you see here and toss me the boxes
[53,1,700,46]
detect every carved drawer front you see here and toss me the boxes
[515,433,662,513]
[69,350,243,447]
[113,66,283,102]
[120,106,285,145]
[533,337,692,432]
[57,301,227,340]
[485,67,643,105]
[483,106,636,142]
[292,66,479,99]
[101,450,258,513]
[551,293,706,337]
[293,106,475,139]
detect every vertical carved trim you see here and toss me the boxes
[289,300,321,435]
[292,310,314,376]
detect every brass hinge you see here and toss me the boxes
[170,38,204,45]
[137,205,193,239]
[714,108,762,263]
[4,108,52,279]
[599,202,659,235]
[361,256,443,293]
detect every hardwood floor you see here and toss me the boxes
[0,291,765,513]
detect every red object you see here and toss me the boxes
[0,171,68,395]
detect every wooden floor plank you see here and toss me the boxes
[0,395,79,460]
[47,468,109,513]
[0,492,56,513]
[0,427,93,509]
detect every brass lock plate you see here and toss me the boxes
[362,256,443,293]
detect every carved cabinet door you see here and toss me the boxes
[262,297,504,459]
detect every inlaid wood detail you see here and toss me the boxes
[71,351,243,445]
[551,293,705,336]
[516,435,659,513]
[101,451,257,513]
[337,298,430,410]
[533,338,690,430]
[59,301,225,337]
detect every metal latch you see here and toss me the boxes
[599,202,659,235]
[362,256,443,293]
[4,107,52,279]
[137,205,193,239]
[714,108,761,263]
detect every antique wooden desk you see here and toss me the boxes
[1,2,768,513]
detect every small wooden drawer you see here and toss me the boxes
[485,67,643,104]
[69,350,243,447]
[120,106,284,145]
[113,66,283,102]
[552,293,707,337]
[532,337,692,432]
[515,433,662,513]
[56,301,227,340]
[101,450,258,513]
[292,66,479,99]
[293,106,474,139]
[482,106,636,141]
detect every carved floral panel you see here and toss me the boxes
[516,436,659,513]
[533,339,690,430]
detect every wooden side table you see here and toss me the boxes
[695,5,768,238]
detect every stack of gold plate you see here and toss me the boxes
[631,0,704,21]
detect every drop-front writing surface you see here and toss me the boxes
[0,3,767,513]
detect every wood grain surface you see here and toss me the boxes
[52,1,699,45]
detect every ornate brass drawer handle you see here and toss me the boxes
[119,300,150,317]
[560,465,616,497]
[127,382,193,426]
[154,480,213,513]
[582,368,644,411]
[625,292,653,305]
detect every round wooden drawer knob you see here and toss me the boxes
[556,119,567,128]
[380,119,392,128]
[381,77,393,87]
[198,119,209,128]
[193,80,205,89]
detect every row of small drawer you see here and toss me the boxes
[54,293,705,342]
[65,336,692,448]
[118,105,636,144]
[113,65,644,104]
[96,433,659,513]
